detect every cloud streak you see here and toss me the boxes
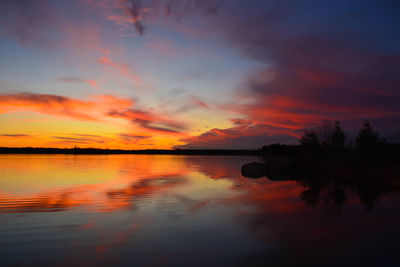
[0,92,187,138]
[57,76,99,88]
[107,108,187,134]
[87,0,222,35]
[118,133,151,143]
[0,134,31,138]
[98,56,142,86]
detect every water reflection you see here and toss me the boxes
[241,159,400,213]
[0,155,399,266]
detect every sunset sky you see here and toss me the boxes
[0,0,399,149]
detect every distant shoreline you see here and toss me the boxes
[0,147,261,156]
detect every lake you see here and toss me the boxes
[0,154,399,266]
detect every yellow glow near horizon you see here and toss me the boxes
[0,110,223,149]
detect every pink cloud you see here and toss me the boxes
[189,95,210,109]
[57,76,100,89]
[107,108,188,134]
[98,56,142,86]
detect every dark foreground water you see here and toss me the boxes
[0,155,399,266]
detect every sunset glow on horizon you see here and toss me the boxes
[1,0,399,149]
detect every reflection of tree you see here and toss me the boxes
[300,180,347,212]
[243,150,400,213]
[357,183,381,212]
[301,187,321,208]
[297,171,400,213]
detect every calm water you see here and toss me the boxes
[0,155,399,266]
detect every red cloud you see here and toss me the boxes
[176,121,295,149]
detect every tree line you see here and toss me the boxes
[298,120,400,161]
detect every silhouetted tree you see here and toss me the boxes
[300,120,346,149]
[331,120,346,148]
[319,120,333,146]
[299,130,319,146]
[355,121,379,155]
[319,120,346,148]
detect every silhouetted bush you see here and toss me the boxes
[261,143,300,157]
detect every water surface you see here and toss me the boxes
[0,155,399,266]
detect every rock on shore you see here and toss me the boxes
[241,162,267,178]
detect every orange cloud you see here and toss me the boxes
[0,93,137,121]
[0,92,188,147]
[0,93,98,120]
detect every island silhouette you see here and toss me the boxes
[241,121,400,212]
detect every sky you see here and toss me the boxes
[0,0,399,149]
